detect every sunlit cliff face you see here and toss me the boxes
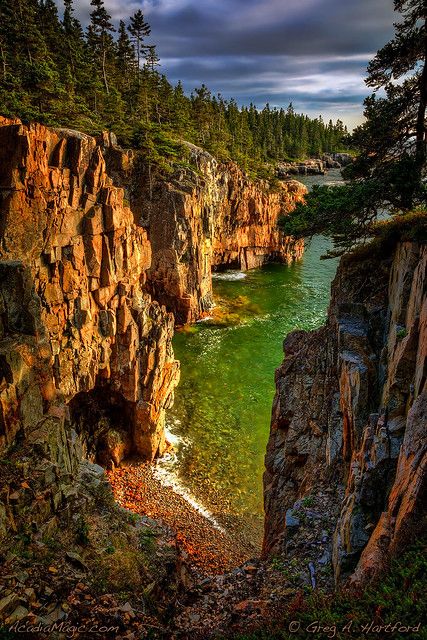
[62,0,395,129]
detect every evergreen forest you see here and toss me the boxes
[0,0,349,172]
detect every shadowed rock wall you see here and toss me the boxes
[264,241,426,583]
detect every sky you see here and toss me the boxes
[69,0,397,129]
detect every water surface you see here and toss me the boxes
[159,171,341,541]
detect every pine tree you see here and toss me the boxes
[170,81,192,137]
[191,84,213,146]
[279,0,427,255]
[89,0,115,94]
[128,10,150,83]
[145,45,160,73]
[0,0,349,175]
[347,0,427,207]
[62,0,85,81]
[116,20,136,89]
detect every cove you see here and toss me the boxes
[159,172,341,544]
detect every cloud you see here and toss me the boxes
[63,0,396,127]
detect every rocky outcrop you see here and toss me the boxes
[264,240,426,584]
[277,159,327,177]
[0,118,179,464]
[0,121,189,632]
[277,154,352,179]
[136,145,306,325]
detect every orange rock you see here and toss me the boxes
[0,118,180,465]
[144,144,306,325]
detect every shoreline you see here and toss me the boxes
[107,459,262,576]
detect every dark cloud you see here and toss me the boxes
[64,0,396,127]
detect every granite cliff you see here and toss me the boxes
[0,117,308,634]
[264,237,426,583]
[0,118,179,466]
[0,116,306,605]
[0,116,425,635]
[134,144,306,324]
[0,118,304,466]
[0,118,187,633]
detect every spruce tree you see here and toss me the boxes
[145,45,160,73]
[89,0,115,94]
[116,20,136,89]
[128,10,150,82]
[279,0,427,254]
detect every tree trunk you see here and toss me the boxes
[415,19,427,171]
[102,48,109,95]
[0,43,6,80]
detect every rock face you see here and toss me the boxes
[0,117,306,554]
[264,241,426,583]
[137,144,306,325]
[0,117,179,465]
[277,159,327,177]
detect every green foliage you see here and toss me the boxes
[270,556,287,572]
[139,527,158,553]
[370,208,427,244]
[220,534,427,640]
[294,537,427,639]
[76,515,90,545]
[279,1,427,254]
[0,0,347,175]
[396,327,408,340]
[278,180,381,254]
[341,209,427,264]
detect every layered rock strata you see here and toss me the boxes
[264,241,426,583]
[0,118,179,465]
[134,144,306,324]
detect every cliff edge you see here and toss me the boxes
[0,118,179,465]
[264,236,426,584]
[133,143,306,324]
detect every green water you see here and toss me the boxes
[163,172,341,536]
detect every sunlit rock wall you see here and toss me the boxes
[135,143,306,324]
[0,118,179,464]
